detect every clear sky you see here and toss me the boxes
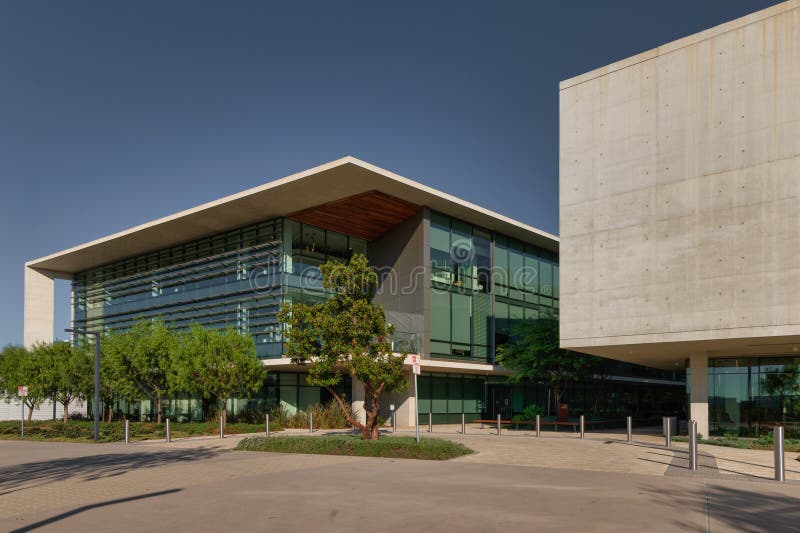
[0,0,783,346]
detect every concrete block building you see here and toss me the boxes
[560,1,800,437]
[24,157,681,425]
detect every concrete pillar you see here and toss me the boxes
[689,352,709,438]
[23,266,55,348]
[382,371,416,428]
[351,376,366,425]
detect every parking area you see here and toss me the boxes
[0,428,798,532]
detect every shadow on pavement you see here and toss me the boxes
[8,488,182,533]
[641,482,800,532]
[0,447,220,495]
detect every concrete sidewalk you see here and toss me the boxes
[131,423,800,483]
[2,438,799,532]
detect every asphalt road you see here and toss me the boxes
[1,440,798,532]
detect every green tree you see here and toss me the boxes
[102,319,177,423]
[174,325,265,426]
[99,330,139,422]
[761,372,799,424]
[0,345,51,421]
[496,313,589,416]
[278,254,406,440]
[38,342,92,422]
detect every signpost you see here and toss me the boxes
[18,386,28,439]
[411,355,421,444]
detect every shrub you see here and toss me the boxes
[269,400,354,429]
[236,435,473,460]
[511,405,544,422]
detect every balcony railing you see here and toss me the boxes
[389,331,421,354]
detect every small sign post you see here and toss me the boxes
[411,355,421,444]
[18,386,28,439]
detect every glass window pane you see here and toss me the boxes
[430,290,451,342]
[431,375,447,413]
[326,232,348,262]
[451,292,471,345]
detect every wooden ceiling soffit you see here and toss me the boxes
[287,190,420,240]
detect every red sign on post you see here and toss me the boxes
[410,355,421,375]
[18,386,28,397]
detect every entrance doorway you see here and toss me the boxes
[489,384,513,420]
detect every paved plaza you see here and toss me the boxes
[1,427,798,532]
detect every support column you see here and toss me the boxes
[351,376,366,425]
[393,371,416,428]
[689,351,709,438]
[23,266,55,348]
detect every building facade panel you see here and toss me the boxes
[560,1,800,354]
[559,1,800,437]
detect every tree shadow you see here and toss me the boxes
[640,482,800,532]
[0,447,221,495]
[9,488,182,533]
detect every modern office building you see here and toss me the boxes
[560,1,800,437]
[23,157,682,424]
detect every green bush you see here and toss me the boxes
[0,419,277,443]
[511,405,544,422]
[236,435,472,460]
[269,400,354,429]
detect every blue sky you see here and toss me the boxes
[0,0,782,345]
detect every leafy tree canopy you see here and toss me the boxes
[174,324,265,425]
[0,345,52,421]
[496,313,591,414]
[100,319,177,423]
[278,254,406,440]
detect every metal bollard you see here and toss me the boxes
[689,420,698,471]
[125,419,130,445]
[428,412,432,433]
[664,417,671,448]
[627,416,633,443]
[392,411,396,433]
[461,413,466,435]
[535,415,541,438]
[166,418,171,443]
[219,416,224,439]
[266,413,270,438]
[309,412,314,433]
[497,413,501,436]
[579,415,585,439]
[775,426,785,482]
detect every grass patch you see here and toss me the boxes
[672,435,800,453]
[0,419,278,443]
[235,434,473,460]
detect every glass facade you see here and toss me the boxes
[706,357,800,438]
[416,371,684,426]
[429,211,559,363]
[72,218,367,359]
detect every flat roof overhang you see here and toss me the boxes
[264,355,513,376]
[565,330,800,370]
[26,156,558,276]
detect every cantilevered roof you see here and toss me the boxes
[26,156,558,276]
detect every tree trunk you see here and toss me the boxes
[361,387,382,441]
[107,404,113,423]
[62,402,69,422]
[326,386,364,433]
[26,401,34,422]
[156,393,162,424]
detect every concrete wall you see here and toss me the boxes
[23,266,56,348]
[370,209,427,353]
[559,1,800,362]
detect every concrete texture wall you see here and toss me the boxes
[23,266,56,348]
[370,209,427,352]
[559,1,800,362]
